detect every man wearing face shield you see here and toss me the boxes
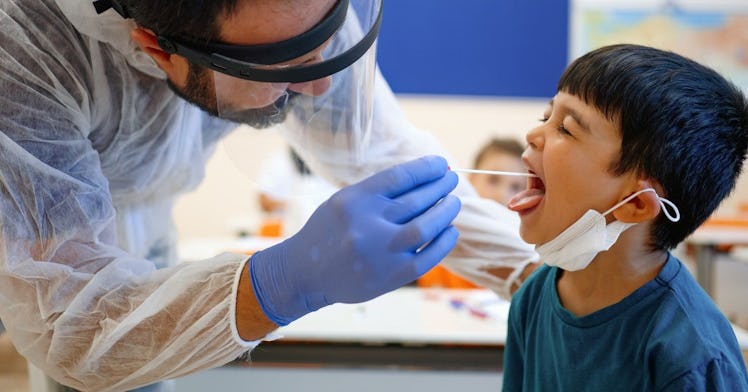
[0,0,538,391]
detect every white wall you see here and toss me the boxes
[173,95,748,241]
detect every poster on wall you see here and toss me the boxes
[570,0,748,92]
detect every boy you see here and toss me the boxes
[503,44,748,390]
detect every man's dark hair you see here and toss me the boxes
[123,0,239,42]
[558,44,748,250]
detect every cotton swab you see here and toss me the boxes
[450,168,538,177]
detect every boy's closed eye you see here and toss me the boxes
[556,123,572,136]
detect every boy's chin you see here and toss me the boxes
[518,225,541,246]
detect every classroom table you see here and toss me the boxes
[175,287,508,392]
[685,223,748,298]
[261,287,508,367]
[172,285,748,392]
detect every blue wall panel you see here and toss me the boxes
[376,1,569,98]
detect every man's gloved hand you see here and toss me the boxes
[249,155,461,325]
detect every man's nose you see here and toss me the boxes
[288,76,332,96]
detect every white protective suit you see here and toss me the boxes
[0,0,538,391]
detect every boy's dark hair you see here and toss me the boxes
[472,138,524,168]
[123,0,240,42]
[558,44,748,250]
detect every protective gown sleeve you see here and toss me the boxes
[0,2,258,391]
[287,67,539,300]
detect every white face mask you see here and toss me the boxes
[535,188,680,271]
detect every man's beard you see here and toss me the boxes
[167,64,294,129]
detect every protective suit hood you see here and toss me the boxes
[53,0,165,79]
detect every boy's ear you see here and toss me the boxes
[130,28,177,73]
[611,181,662,224]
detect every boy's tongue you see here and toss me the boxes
[507,188,544,212]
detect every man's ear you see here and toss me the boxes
[130,28,176,73]
[612,180,662,224]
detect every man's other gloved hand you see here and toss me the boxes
[249,155,461,325]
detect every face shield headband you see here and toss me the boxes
[93,0,382,84]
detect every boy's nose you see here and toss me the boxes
[525,125,544,151]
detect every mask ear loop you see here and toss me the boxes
[603,188,681,222]
[657,197,680,222]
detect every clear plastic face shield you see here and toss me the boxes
[155,0,382,166]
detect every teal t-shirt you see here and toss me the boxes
[503,254,748,391]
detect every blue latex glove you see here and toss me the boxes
[249,155,461,325]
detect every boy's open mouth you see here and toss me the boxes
[507,171,545,213]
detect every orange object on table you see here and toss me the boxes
[258,218,283,237]
[417,265,479,289]
[696,213,748,253]
[701,217,748,228]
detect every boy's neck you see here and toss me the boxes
[555,225,669,317]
